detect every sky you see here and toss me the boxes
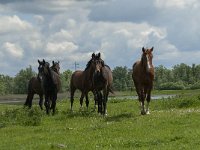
[0,0,199,76]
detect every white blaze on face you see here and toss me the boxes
[147,56,151,69]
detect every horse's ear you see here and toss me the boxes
[52,61,55,65]
[58,61,60,64]
[38,60,41,64]
[142,47,145,53]
[97,52,101,58]
[92,53,95,59]
[151,47,154,52]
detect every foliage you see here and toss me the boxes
[13,66,36,94]
[112,66,133,91]
[0,75,14,95]
[0,106,43,126]
[59,69,73,92]
[1,63,200,94]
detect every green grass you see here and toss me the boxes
[1,90,200,149]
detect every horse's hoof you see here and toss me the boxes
[79,106,83,111]
[141,111,146,115]
[146,111,150,115]
[104,113,108,117]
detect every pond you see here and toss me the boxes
[109,94,176,100]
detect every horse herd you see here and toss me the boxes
[24,47,154,116]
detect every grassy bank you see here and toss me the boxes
[0,90,200,149]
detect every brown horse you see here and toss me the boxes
[92,53,113,115]
[38,59,61,114]
[132,47,154,115]
[24,61,60,110]
[70,53,97,111]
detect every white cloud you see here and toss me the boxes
[155,0,198,9]
[46,41,78,55]
[0,0,200,75]
[0,15,32,34]
[2,42,24,59]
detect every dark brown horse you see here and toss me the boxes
[132,47,154,115]
[92,53,113,115]
[70,53,97,111]
[37,59,61,114]
[24,61,60,110]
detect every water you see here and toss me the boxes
[109,95,175,100]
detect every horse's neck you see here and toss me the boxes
[84,67,94,81]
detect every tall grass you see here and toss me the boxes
[0,91,200,149]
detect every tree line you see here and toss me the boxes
[1,63,200,95]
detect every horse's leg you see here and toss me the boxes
[134,82,145,115]
[85,92,89,110]
[39,94,43,110]
[97,91,102,114]
[93,90,98,111]
[51,92,57,115]
[140,88,146,115]
[44,94,50,115]
[27,93,34,108]
[137,85,145,115]
[146,86,152,115]
[79,92,84,110]
[102,87,108,116]
[70,88,76,111]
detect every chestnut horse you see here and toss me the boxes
[24,61,60,110]
[70,53,97,111]
[38,59,61,114]
[92,53,113,115]
[132,47,154,115]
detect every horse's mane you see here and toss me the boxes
[104,64,110,70]
[84,59,93,71]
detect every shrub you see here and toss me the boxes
[0,107,43,126]
[158,82,185,90]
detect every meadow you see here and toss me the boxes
[0,90,200,150]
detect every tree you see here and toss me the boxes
[112,66,131,91]
[13,66,36,94]
[60,69,73,92]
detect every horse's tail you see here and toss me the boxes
[70,73,74,91]
[24,78,33,107]
[109,86,115,94]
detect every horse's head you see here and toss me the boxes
[141,47,154,70]
[51,61,60,74]
[94,52,105,75]
[38,59,50,80]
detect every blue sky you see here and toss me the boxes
[0,0,199,76]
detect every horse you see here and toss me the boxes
[70,53,97,111]
[92,53,113,115]
[24,61,60,110]
[38,59,61,114]
[132,47,154,115]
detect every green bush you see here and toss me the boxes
[158,82,185,90]
[0,107,43,126]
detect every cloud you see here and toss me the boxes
[46,41,78,56]
[0,15,32,34]
[2,42,24,59]
[0,0,200,76]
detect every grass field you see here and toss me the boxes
[1,90,200,150]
